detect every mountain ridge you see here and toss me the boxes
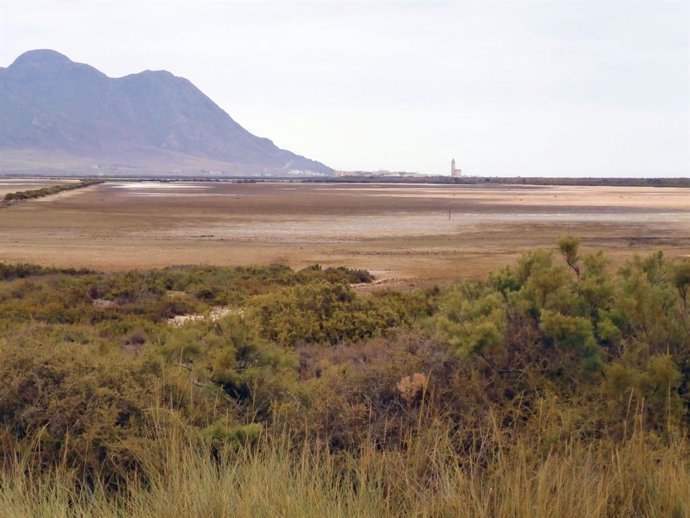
[0,50,331,176]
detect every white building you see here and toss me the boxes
[451,159,462,177]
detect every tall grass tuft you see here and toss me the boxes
[1,422,688,517]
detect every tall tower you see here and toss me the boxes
[451,159,461,177]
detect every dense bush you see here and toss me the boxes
[0,245,689,508]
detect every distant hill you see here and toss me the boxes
[0,50,331,176]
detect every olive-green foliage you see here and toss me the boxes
[539,310,600,370]
[673,259,690,308]
[432,245,605,372]
[428,244,690,435]
[0,262,383,482]
[0,263,93,280]
[431,285,505,356]
[558,235,581,277]
[1,244,690,498]
[202,422,263,453]
[0,338,164,480]
[161,315,298,421]
[249,281,410,346]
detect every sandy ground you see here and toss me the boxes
[0,181,688,286]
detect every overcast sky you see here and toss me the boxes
[1,0,688,177]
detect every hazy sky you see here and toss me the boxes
[1,0,688,177]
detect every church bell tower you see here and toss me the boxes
[451,159,461,177]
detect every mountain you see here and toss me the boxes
[0,50,331,176]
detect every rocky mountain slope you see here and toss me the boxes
[0,50,331,175]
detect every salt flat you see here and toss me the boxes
[0,181,688,286]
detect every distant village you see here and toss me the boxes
[333,159,463,178]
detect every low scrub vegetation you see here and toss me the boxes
[3,179,104,202]
[0,241,689,516]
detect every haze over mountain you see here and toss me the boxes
[0,50,331,176]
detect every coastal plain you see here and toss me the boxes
[0,180,688,287]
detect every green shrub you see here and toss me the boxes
[1,243,689,497]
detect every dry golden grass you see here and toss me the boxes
[2,416,689,518]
